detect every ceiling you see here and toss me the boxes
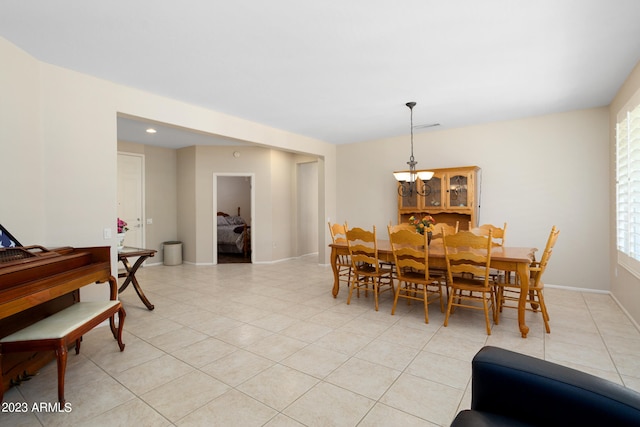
[2,1,640,149]
[116,116,251,149]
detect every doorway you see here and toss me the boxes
[214,174,253,264]
[117,152,144,248]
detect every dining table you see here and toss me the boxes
[329,240,537,338]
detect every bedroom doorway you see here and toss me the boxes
[214,174,253,264]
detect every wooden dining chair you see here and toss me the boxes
[388,222,417,234]
[345,224,394,311]
[469,222,507,247]
[428,222,458,277]
[328,222,352,291]
[431,221,459,242]
[385,222,419,277]
[495,226,559,333]
[443,230,497,335]
[388,226,445,323]
[470,222,508,282]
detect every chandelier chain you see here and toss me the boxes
[409,103,415,163]
[394,101,432,197]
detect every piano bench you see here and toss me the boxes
[0,300,126,404]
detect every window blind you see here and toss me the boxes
[617,101,640,277]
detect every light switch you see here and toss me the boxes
[104,228,112,239]
[146,218,153,225]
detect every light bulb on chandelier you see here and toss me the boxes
[394,102,434,197]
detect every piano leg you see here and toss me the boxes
[55,344,68,405]
[110,307,126,351]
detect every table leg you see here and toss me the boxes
[118,258,134,293]
[118,256,155,310]
[516,262,530,338]
[331,247,340,298]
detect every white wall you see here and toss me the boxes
[193,145,273,264]
[337,108,610,291]
[144,144,178,257]
[217,176,251,223]
[0,38,45,245]
[177,147,197,263]
[270,150,295,261]
[297,161,319,256]
[1,35,337,291]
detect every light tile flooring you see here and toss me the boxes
[3,255,640,426]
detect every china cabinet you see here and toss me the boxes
[396,166,481,230]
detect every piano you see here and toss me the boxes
[0,244,113,394]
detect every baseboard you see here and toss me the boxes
[143,261,163,267]
[609,292,640,332]
[545,283,609,294]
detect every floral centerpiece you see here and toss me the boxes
[117,218,129,234]
[116,218,129,251]
[409,215,436,242]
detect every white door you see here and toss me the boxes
[117,153,144,248]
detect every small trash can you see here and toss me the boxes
[163,241,182,266]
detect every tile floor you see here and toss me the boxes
[2,255,640,426]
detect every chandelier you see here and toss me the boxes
[393,102,434,197]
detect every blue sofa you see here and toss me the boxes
[451,346,640,427]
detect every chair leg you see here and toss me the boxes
[444,289,455,327]
[537,290,551,333]
[482,292,491,335]
[391,280,402,315]
[347,275,357,305]
[497,286,504,313]
[455,288,463,306]
[373,278,379,311]
[422,284,429,324]
[437,283,445,313]
[491,288,499,325]
[529,290,539,311]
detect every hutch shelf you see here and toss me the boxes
[396,165,481,230]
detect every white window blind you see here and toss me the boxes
[617,99,640,277]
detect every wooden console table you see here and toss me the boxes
[118,247,157,310]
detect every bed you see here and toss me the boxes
[216,210,250,256]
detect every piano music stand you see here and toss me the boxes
[0,224,22,248]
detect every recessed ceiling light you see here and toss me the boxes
[146,128,157,134]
